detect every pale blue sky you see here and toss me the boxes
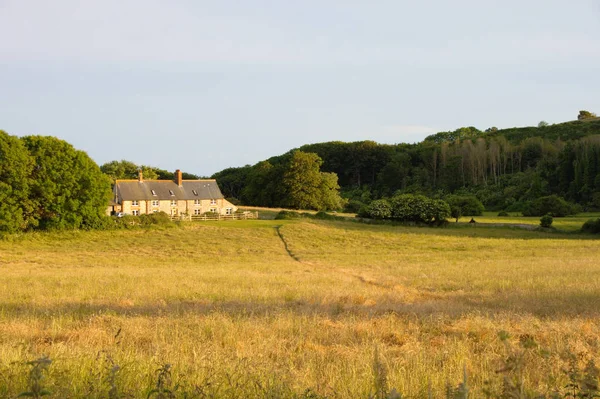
[1,0,599,176]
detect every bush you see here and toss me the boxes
[364,199,392,219]
[274,210,302,220]
[139,211,174,227]
[540,214,553,228]
[312,211,336,220]
[581,218,600,234]
[343,199,364,214]
[445,195,485,222]
[389,194,450,225]
[497,211,509,217]
[522,195,578,217]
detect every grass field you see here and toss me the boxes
[1,216,600,397]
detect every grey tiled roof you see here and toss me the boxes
[115,180,225,202]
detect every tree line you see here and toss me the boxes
[212,116,600,212]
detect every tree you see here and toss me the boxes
[0,130,35,233]
[578,110,597,121]
[445,195,484,222]
[100,160,163,182]
[319,172,346,210]
[212,166,252,199]
[22,136,112,229]
[280,151,345,210]
[538,121,549,128]
[282,151,326,210]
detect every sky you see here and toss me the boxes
[1,1,599,176]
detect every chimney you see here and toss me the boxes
[175,169,182,186]
[138,169,143,182]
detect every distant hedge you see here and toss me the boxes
[522,195,580,217]
[363,194,450,225]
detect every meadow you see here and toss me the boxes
[1,216,600,397]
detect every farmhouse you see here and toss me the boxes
[110,169,237,218]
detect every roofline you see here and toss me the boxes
[114,179,218,183]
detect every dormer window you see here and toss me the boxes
[169,190,174,196]
[151,189,157,196]
[192,190,198,196]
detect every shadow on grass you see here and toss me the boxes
[3,288,600,320]
[317,218,600,241]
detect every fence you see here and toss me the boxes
[172,211,259,222]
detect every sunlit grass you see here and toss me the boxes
[457,211,600,232]
[0,218,599,397]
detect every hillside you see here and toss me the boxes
[213,118,600,212]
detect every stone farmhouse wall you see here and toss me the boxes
[121,198,236,216]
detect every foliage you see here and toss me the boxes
[522,195,578,217]
[497,211,509,216]
[275,210,303,220]
[364,199,392,220]
[213,119,600,213]
[211,165,252,199]
[17,356,52,398]
[445,195,484,222]
[282,151,346,210]
[0,130,35,233]
[240,151,345,211]
[22,136,112,230]
[344,199,365,213]
[540,213,553,228]
[387,194,450,225]
[101,160,200,183]
[581,218,600,234]
[578,110,597,121]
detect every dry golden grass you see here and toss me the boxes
[1,219,599,397]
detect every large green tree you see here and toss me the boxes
[281,151,345,210]
[0,130,35,233]
[23,136,112,230]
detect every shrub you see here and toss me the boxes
[497,211,509,217]
[356,205,370,218]
[312,211,336,220]
[275,210,302,220]
[389,194,450,225]
[581,218,600,234]
[139,212,174,227]
[445,195,484,222]
[343,199,364,214]
[364,199,392,220]
[522,195,578,217]
[540,214,553,228]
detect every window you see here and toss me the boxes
[226,208,233,215]
[194,209,201,215]
[132,200,139,206]
[210,199,217,205]
[169,190,174,196]
[194,199,201,205]
[170,200,177,206]
[210,208,217,213]
[151,200,159,207]
[192,190,198,196]
[132,210,139,216]
[151,189,157,196]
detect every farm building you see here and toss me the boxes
[110,169,237,218]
